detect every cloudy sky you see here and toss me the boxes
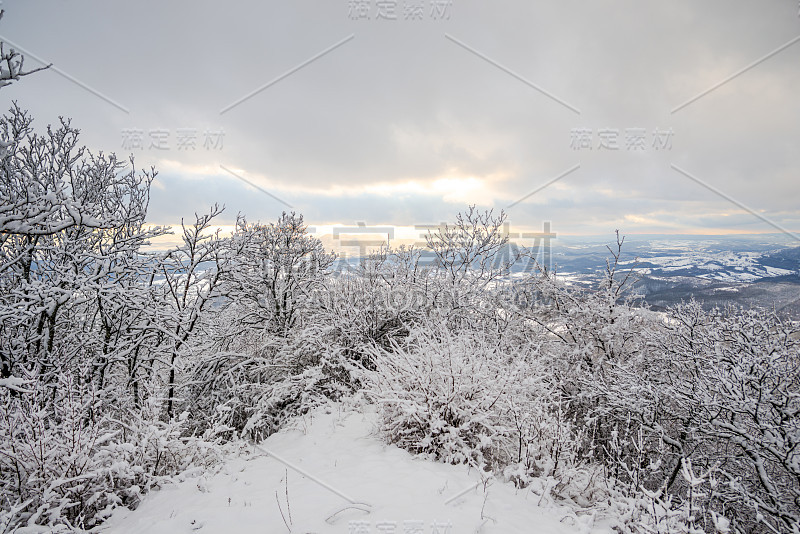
[1,0,799,239]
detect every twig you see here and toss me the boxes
[285,469,292,525]
[325,503,372,524]
[275,490,291,533]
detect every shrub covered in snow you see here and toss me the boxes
[186,330,357,442]
[0,374,223,531]
[365,319,587,488]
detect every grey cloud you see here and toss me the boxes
[2,0,798,235]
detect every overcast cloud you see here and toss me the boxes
[1,0,798,237]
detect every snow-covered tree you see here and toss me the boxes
[0,11,49,91]
[222,212,335,337]
[158,205,227,417]
[0,39,225,529]
[0,104,165,388]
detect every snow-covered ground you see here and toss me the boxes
[98,404,610,534]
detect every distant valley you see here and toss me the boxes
[546,234,800,316]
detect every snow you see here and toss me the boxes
[619,248,796,282]
[99,403,610,534]
[0,376,33,393]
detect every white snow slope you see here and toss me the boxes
[99,403,611,534]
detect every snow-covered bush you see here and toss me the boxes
[650,302,799,533]
[0,68,228,528]
[365,319,585,484]
[219,212,335,337]
[314,269,422,369]
[0,374,223,531]
[187,326,357,442]
[560,300,799,533]
[521,263,799,533]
